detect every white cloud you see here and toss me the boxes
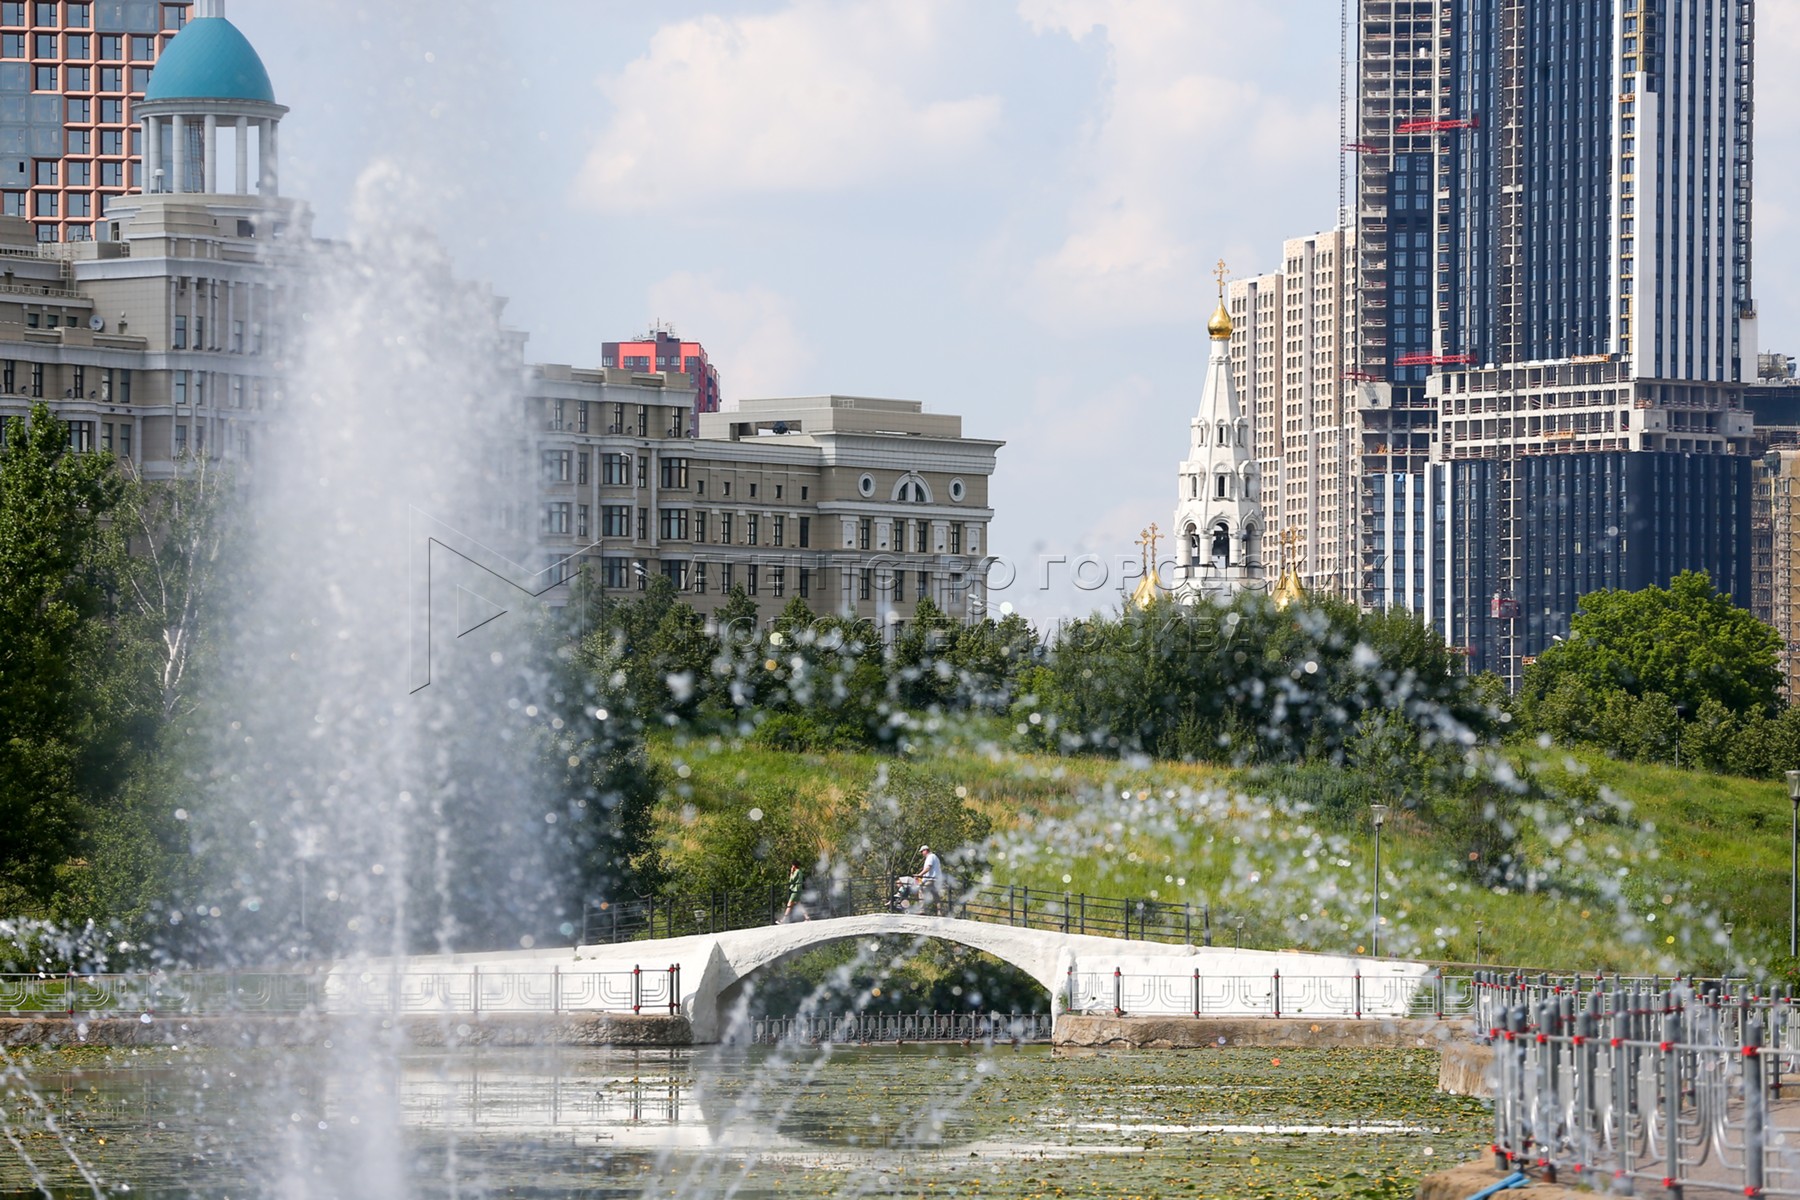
[576,0,1001,212]
[644,272,815,402]
[1015,0,1335,330]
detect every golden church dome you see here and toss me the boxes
[1207,300,1232,340]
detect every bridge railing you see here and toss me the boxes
[1486,977,1800,1195]
[0,966,684,1018]
[579,877,1239,948]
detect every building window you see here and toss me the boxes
[858,568,872,601]
[799,568,811,599]
[719,512,732,544]
[635,405,647,436]
[858,517,872,550]
[602,452,630,485]
[66,192,88,217]
[65,98,88,122]
[918,571,930,600]
[30,361,41,397]
[4,32,24,56]
[746,515,758,545]
[549,398,564,429]
[771,566,785,598]
[658,508,689,540]
[636,456,647,488]
[543,503,571,535]
[542,450,571,482]
[173,423,186,455]
[99,161,121,187]
[2,192,21,217]
[601,505,631,537]
[859,473,875,497]
[798,516,810,548]
[578,401,589,433]
[773,516,784,547]
[577,504,589,539]
[950,523,962,555]
[65,3,86,27]
[34,2,55,25]
[693,510,707,542]
[65,65,87,90]
[98,33,119,59]
[602,557,629,589]
[130,34,152,60]
[67,420,92,451]
[636,508,647,541]
[635,559,648,590]
[117,422,128,459]
[915,519,929,553]
[1,4,22,28]
[893,572,905,602]
[65,159,87,185]
[746,564,758,596]
[659,457,689,489]
[692,561,707,594]
[32,191,54,216]
[661,559,688,590]
[720,562,734,592]
[172,314,186,349]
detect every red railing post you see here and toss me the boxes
[1273,970,1282,1019]
[1113,967,1123,1017]
[632,965,642,1014]
[669,964,680,1016]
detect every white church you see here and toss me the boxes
[1169,282,1266,602]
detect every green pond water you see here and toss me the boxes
[1,1042,1489,1199]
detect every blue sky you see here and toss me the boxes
[229,0,1800,622]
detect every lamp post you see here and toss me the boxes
[1234,916,1245,949]
[1787,771,1800,957]
[1369,803,1389,958]
[1723,921,1735,972]
[1475,919,1484,965]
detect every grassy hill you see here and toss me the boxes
[646,724,1791,977]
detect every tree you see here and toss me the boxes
[0,404,127,909]
[1522,571,1782,718]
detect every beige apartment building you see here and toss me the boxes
[528,383,1001,632]
[1227,229,1359,598]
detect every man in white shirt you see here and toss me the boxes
[918,844,943,915]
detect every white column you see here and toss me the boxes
[142,116,160,193]
[170,114,186,193]
[234,117,248,194]
[265,119,278,196]
[202,114,217,193]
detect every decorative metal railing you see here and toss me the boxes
[1063,966,1449,1020]
[1478,971,1800,1196]
[745,1010,1053,1045]
[0,964,682,1018]
[581,875,1240,948]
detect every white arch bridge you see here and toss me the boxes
[311,913,1439,1042]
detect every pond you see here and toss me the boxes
[1,1042,1489,1199]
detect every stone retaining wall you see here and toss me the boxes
[0,1012,692,1049]
[1053,1014,1472,1050]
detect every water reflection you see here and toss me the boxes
[2,1043,1486,1198]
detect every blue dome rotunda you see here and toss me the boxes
[135,1,288,197]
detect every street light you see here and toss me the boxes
[1786,771,1800,957]
[1369,803,1390,958]
[1475,919,1484,965]
[1234,916,1246,949]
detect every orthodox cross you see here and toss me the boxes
[1213,259,1231,296]
[1137,523,1161,571]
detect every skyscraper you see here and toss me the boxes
[1427,0,1756,686]
[0,0,193,242]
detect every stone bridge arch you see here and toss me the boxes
[699,914,1068,1041]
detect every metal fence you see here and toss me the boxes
[581,876,1234,947]
[1064,966,1453,1020]
[745,1010,1054,1045]
[1479,972,1800,1196]
[0,965,682,1018]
